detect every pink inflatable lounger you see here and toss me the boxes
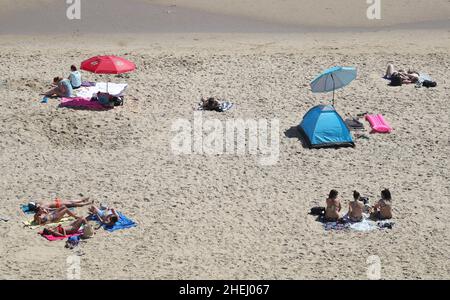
[365,114,393,133]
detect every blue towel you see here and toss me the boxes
[89,211,136,232]
[21,204,34,214]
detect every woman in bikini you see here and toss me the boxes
[89,205,119,227]
[33,206,79,225]
[348,190,364,222]
[28,197,92,212]
[385,64,420,85]
[371,189,393,220]
[325,190,342,222]
[42,217,87,237]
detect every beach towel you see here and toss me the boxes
[197,101,234,112]
[81,81,96,87]
[365,114,392,133]
[21,204,35,214]
[345,118,365,131]
[75,82,128,99]
[323,214,394,232]
[60,97,111,110]
[23,217,74,229]
[350,219,395,232]
[39,230,82,241]
[89,211,136,232]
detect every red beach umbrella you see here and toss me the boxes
[81,55,136,74]
[80,55,135,93]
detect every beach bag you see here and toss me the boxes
[81,223,94,239]
[111,96,124,106]
[310,207,325,216]
[422,80,437,88]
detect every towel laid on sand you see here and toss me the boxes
[75,82,128,99]
[345,118,365,131]
[89,211,136,232]
[81,81,96,87]
[323,214,394,232]
[23,217,74,229]
[60,97,110,110]
[21,204,35,214]
[40,230,82,241]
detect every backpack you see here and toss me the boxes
[422,80,437,88]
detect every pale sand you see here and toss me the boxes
[0,0,449,280]
[0,30,449,279]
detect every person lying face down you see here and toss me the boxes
[33,206,79,225]
[89,205,119,227]
[42,217,87,237]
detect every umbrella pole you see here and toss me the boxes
[331,73,336,107]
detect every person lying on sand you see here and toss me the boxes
[370,189,393,220]
[385,64,419,86]
[34,206,79,225]
[325,190,342,222]
[201,97,221,111]
[89,205,119,227]
[42,77,73,97]
[42,217,87,237]
[348,191,364,222]
[28,197,93,212]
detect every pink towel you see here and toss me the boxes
[365,114,393,133]
[39,230,82,241]
[60,97,110,110]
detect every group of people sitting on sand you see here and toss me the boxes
[41,65,82,98]
[324,188,392,223]
[29,197,119,238]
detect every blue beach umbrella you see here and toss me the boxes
[310,66,357,107]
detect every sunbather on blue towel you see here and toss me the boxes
[88,206,136,231]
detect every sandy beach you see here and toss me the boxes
[0,0,449,280]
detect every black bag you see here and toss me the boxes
[310,206,325,216]
[422,80,437,88]
[111,96,124,106]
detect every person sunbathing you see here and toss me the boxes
[348,191,364,222]
[42,77,73,97]
[89,205,119,227]
[370,189,393,220]
[28,197,92,212]
[201,97,221,111]
[42,217,87,237]
[34,206,79,225]
[324,190,341,222]
[385,64,419,85]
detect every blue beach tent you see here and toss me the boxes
[298,105,354,148]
